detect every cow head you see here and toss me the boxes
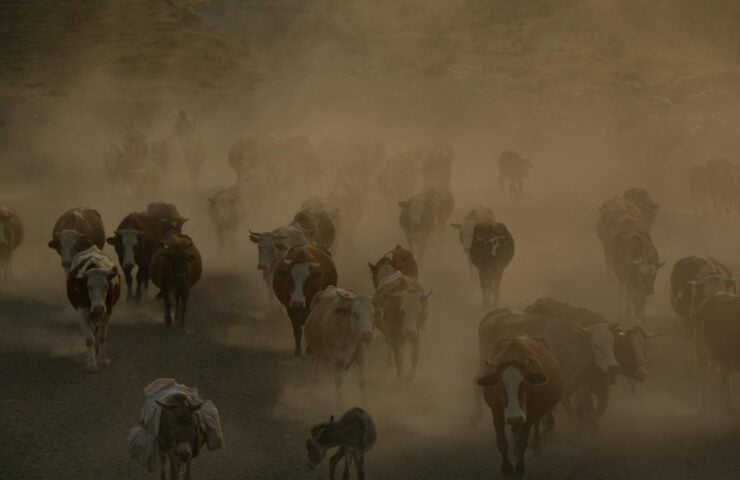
[306,416,334,468]
[160,240,195,284]
[250,231,288,271]
[475,234,504,257]
[614,325,662,383]
[107,229,143,269]
[633,259,664,294]
[477,358,548,425]
[399,195,427,227]
[156,393,203,468]
[84,267,117,318]
[394,289,432,340]
[688,274,737,308]
[49,229,88,271]
[584,323,620,379]
[335,291,375,345]
[284,259,322,308]
[451,221,476,252]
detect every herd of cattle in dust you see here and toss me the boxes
[2,112,740,479]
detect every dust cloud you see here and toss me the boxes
[2,1,740,479]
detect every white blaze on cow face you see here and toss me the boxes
[85,269,110,316]
[587,323,619,373]
[501,366,526,423]
[255,233,278,271]
[58,229,83,269]
[118,229,140,269]
[289,262,320,307]
[489,236,502,256]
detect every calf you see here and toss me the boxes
[306,407,377,480]
[0,207,23,281]
[477,336,563,477]
[273,245,338,355]
[66,247,120,372]
[107,212,162,302]
[498,150,532,202]
[149,234,202,327]
[469,221,515,309]
[208,186,247,249]
[305,287,375,401]
[451,206,495,273]
[249,226,308,304]
[373,272,432,380]
[49,207,106,272]
[368,245,418,289]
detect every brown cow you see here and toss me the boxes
[623,187,659,230]
[0,207,23,281]
[147,202,187,235]
[150,234,202,328]
[477,336,563,477]
[695,293,740,412]
[451,206,496,273]
[368,245,419,289]
[48,208,106,272]
[106,212,163,302]
[291,208,336,252]
[66,247,121,372]
[272,245,338,356]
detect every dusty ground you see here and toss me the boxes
[3,1,740,479]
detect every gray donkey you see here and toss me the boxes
[306,407,377,480]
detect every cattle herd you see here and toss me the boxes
[2,127,740,480]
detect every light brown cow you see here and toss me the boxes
[49,208,106,272]
[477,336,563,477]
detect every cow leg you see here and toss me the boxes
[124,266,134,302]
[492,270,504,308]
[176,292,189,327]
[561,396,574,418]
[513,420,532,476]
[356,349,369,404]
[334,360,344,401]
[329,447,346,480]
[544,411,555,433]
[162,290,173,327]
[719,368,733,414]
[357,452,365,480]
[78,309,98,373]
[493,411,513,476]
[406,337,420,382]
[533,420,542,455]
[96,315,111,366]
[471,379,484,426]
[135,264,147,302]
[479,270,489,310]
[185,459,192,480]
[392,340,404,381]
[292,322,304,356]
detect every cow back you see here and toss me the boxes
[292,209,335,250]
[53,208,106,249]
[524,297,606,328]
[371,245,418,288]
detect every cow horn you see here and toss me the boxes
[336,290,354,300]
[282,258,293,267]
[249,229,261,237]
[450,223,462,230]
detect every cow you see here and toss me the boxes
[0,207,23,281]
[106,212,163,302]
[623,187,659,229]
[326,182,363,250]
[249,226,309,304]
[477,336,563,477]
[451,206,496,273]
[182,138,207,187]
[670,256,734,337]
[474,310,620,435]
[705,157,736,215]
[525,297,661,398]
[596,196,647,274]
[372,271,432,380]
[368,245,418,289]
[208,186,247,249]
[688,165,710,216]
[291,208,336,252]
[306,408,377,480]
[66,247,120,372]
[147,202,187,235]
[695,293,740,412]
[469,221,514,309]
[398,185,454,259]
[612,230,663,322]
[376,155,419,204]
[420,142,453,187]
[304,287,375,401]
[272,245,338,356]
[149,234,202,327]
[48,208,106,272]
[498,150,533,202]
[128,378,224,480]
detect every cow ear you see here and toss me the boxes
[106,237,116,245]
[477,371,501,387]
[368,262,377,272]
[524,371,548,386]
[249,234,260,244]
[450,223,462,230]
[48,240,57,249]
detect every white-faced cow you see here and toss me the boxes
[306,408,376,480]
[477,336,563,477]
[249,225,309,304]
[0,207,23,282]
[208,186,247,249]
[49,208,106,273]
[66,247,121,372]
[451,206,495,274]
[373,271,431,381]
[304,287,375,402]
[273,245,338,356]
[107,212,162,302]
[469,221,514,309]
[498,150,532,202]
